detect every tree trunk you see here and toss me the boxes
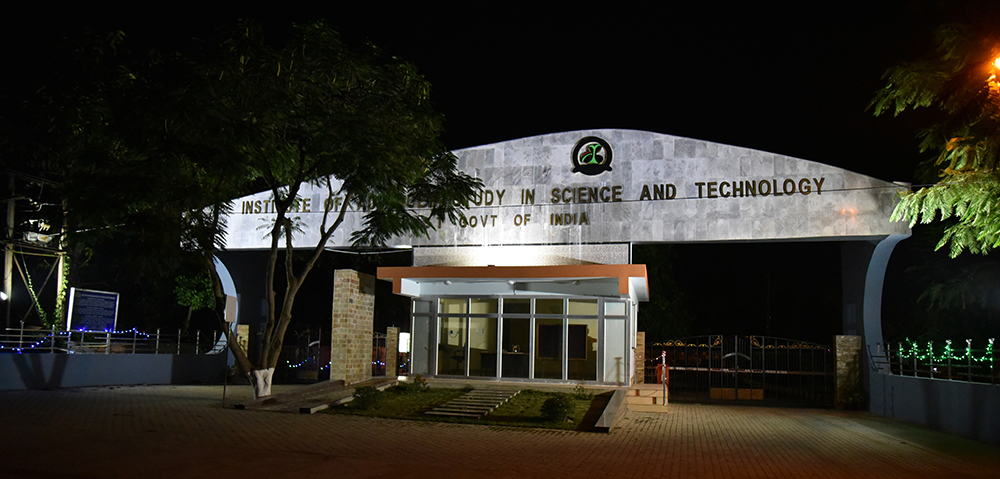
[183,305,192,335]
[251,368,274,398]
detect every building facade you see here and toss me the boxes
[221,129,910,386]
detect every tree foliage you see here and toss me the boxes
[873,21,1000,257]
[3,21,481,393]
[179,21,481,385]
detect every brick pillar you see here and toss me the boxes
[330,270,376,385]
[635,332,645,384]
[386,327,399,378]
[834,335,863,409]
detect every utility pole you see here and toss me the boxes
[5,173,14,330]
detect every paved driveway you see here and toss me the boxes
[2,385,998,478]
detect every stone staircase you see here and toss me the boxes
[424,388,521,418]
[624,383,669,412]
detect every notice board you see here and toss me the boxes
[67,288,120,331]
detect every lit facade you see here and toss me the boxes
[221,129,910,386]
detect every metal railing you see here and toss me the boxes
[870,338,997,385]
[0,328,225,355]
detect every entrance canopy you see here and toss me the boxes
[377,264,649,303]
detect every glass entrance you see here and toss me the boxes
[437,299,468,375]
[431,296,628,383]
[501,298,530,379]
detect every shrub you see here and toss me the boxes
[352,385,383,410]
[405,374,429,393]
[572,383,593,400]
[540,393,574,422]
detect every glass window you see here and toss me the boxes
[424,295,614,382]
[469,317,498,377]
[605,317,626,384]
[413,300,431,314]
[535,298,564,315]
[535,318,563,379]
[437,316,467,375]
[439,298,467,315]
[501,318,530,378]
[470,298,498,315]
[502,298,530,315]
[604,301,626,316]
[568,318,598,380]
[568,298,598,316]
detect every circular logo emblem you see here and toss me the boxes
[571,136,613,175]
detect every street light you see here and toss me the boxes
[990,56,1000,91]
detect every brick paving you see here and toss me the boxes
[2,384,999,478]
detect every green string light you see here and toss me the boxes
[897,337,995,364]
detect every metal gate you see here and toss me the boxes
[647,335,834,406]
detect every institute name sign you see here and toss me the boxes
[222,129,909,250]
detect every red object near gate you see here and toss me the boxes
[655,363,670,386]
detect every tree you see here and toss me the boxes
[174,272,215,334]
[2,30,254,331]
[4,22,480,397]
[185,22,481,397]
[872,20,1000,257]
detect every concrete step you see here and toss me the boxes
[424,388,520,418]
[625,384,668,411]
[630,384,669,397]
[425,410,482,418]
[625,395,667,405]
[298,403,330,414]
[465,392,519,399]
[433,407,493,414]
[627,403,670,413]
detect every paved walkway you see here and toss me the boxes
[2,384,999,478]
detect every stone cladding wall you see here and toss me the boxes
[635,332,645,384]
[834,335,862,409]
[330,270,375,385]
[385,327,399,378]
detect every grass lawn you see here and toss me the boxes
[324,384,613,432]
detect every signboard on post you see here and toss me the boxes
[66,288,119,331]
[224,295,238,323]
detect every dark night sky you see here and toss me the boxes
[4,3,949,181]
[5,3,996,342]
